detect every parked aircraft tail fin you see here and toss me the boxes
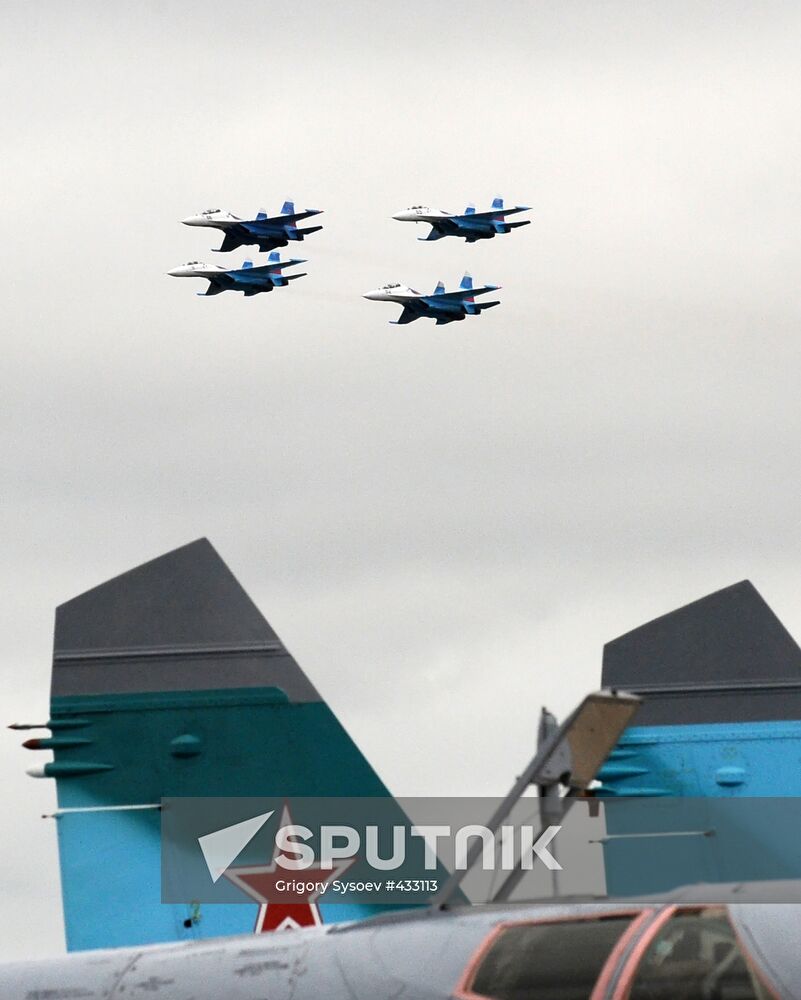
[25,540,392,952]
[597,580,801,896]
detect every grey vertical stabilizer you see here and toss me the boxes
[602,581,801,724]
[52,538,320,701]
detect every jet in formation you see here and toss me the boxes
[181,202,323,253]
[363,272,501,325]
[392,197,532,242]
[6,542,801,997]
[167,252,307,296]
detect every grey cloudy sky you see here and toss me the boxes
[3,0,801,960]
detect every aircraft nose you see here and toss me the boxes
[181,216,203,226]
[391,213,408,222]
[167,267,184,276]
[363,291,380,300]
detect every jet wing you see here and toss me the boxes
[458,206,530,220]
[243,210,321,232]
[391,304,422,325]
[217,232,243,253]
[430,285,500,301]
[234,263,291,276]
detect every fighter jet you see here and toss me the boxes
[392,197,531,242]
[363,273,501,325]
[181,202,323,253]
[168,252,307,296]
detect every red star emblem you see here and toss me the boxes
[223,805,356,933]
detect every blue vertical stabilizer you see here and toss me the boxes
[598,581,801,894]
[29,540,393,951]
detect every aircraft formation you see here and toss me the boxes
[169,198,532,325]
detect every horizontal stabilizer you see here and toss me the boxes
[288,224,323,240]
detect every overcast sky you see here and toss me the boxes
[3,0,801,961]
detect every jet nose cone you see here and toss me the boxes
[167,267,184,276]
[181,216,204,226]
[363,291,379,300]
[391,213,408,222]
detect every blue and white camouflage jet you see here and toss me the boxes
[363,272,501,325]
[392,197,531,242]
[168,252,307,296]
[181,202,323,253]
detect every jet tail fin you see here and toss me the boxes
[459,272,473,291]
[256,209,269,221]
[491,196,504,210]
[280,200,295,216]
[464,203,476,215]
[434,280,445,294]
[27,540,391,951]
